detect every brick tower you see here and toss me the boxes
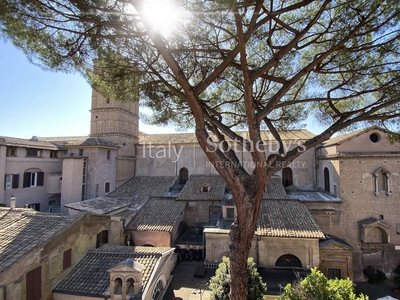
[90,88,139,187]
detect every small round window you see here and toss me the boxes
[369,133,381,143]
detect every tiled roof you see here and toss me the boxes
[52,246,173,297]
[0,136,64,150]
[0,208,80,274]
[287,190,341,202]
[125,198,186,232]
[264,176,288,199]
[139,130,315,145]
[65,196,148,215]
[108,176,176,198]
[319,235,354,250]
[40,136,119,148]
[257,199,324,238]
[177,175,226,201]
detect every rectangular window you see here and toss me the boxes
[396,224,400,235]
[96,230,108,248]
[105,182,110,194]
[6,146,16,157]
[63,249,72,270]
[50,150,58,158]
[79,149,83,156]
[328,268,341,279]
[226,207,235,220]
[5,174,19,189]
[23,172,44,188]
[107,150,111,160]
[26,266,41,300]
[26,148,41,157]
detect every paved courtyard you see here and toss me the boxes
[163,261,400,300]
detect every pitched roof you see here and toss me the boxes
[0,136,64,150]
[108,176,176,198]
[125,198,186,232]
[0,208,80,274]
[139,129,315,145]
[358,217,390,228]
[40,136,119,148]
[287,190,341,202]
[319,235,354,250]
[65,196,148,215]
[52,246,173,297]
[257,199,324,238]
[321,126,387,147]
[177,175,226,201]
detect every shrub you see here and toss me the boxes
[363,266,386,285]
[392,264,400,289]
[209,256,266,300]
[279,268,368,300]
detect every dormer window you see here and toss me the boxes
[201,184,211,192]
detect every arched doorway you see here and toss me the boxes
[282,167,293,187]
[275,254,302,268]
[178,167,188,184]
[324,167,330,193]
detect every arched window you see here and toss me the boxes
[324,167,330,193]
[114,278,122,294]
[151,280,164,300]
[282,168,293,187]
[178,167,188,185]
[275,254,302,268]
[127,278,135,295]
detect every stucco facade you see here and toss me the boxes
[0,209,109,300]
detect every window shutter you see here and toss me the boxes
[63,249,72,270]
[23,173,31,188]
[12,174,19,189]
[37,172,44,186]
[26,266,41,300]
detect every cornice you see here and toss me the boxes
[90,107,138,118]
[318,152,400,160]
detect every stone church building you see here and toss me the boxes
[1,87,400,299]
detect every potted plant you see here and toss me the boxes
[393,265,400,293]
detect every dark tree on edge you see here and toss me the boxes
[1,1,399,299]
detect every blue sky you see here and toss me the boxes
[0,41,324,139]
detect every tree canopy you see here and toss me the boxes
[1,1,399,299]
[279,268,368,300]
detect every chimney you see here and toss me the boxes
[10,196,16,208]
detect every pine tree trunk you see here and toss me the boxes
[229,194,259,300]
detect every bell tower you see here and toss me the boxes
[90,88,139,187]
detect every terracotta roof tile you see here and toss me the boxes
[108,176,176,198]
[0,208,80,274]
[257,199,324,238]
[264,176,288,199]
[40,136,119,148]
[52,246,172,297]
[65,196,148,215]
[0,136,64,150]
[139,130,315,145]
[177,175,226,201]
[125,198,186,232]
